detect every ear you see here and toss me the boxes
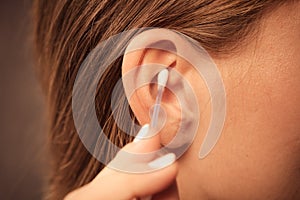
[121,29,204,147]
[122,29,209,147]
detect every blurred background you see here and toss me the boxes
[0,0,46,199]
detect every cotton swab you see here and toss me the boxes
[150,69,169,128]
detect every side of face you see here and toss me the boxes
[177,2,300,199]
[121,2,300,199]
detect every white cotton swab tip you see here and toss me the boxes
[157,69,169,88]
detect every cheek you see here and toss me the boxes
[178,3,300,196]
[235,62,300,145]
[216,60,300,197]
[177,57,300,199]
[226,62,300,195]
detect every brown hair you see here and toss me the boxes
[32,0,289,199]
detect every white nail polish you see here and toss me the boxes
[133,124,149,143]
[148,153,176,168]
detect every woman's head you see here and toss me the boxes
[33,0,300,199]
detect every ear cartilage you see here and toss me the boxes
[150,69,169,129]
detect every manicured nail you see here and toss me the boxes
[133,124,149,143]
[148,153,176,168]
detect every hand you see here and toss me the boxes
[65,125,179,200]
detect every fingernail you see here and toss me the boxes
[148,153,176,168]
[133,124,149,143]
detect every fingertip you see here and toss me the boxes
[122,125,161,153]
[133,124,150,143]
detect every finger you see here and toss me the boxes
[124,124,161,152]
[66,154,178,200]
[100,124,161,176]
[66,124,179,200]
[99,157,178,199]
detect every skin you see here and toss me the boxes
[65,2,300,199]
[178,2,300,199]
[65,125,179,200]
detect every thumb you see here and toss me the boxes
[66,124,179,200]
[102,124,166,174]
